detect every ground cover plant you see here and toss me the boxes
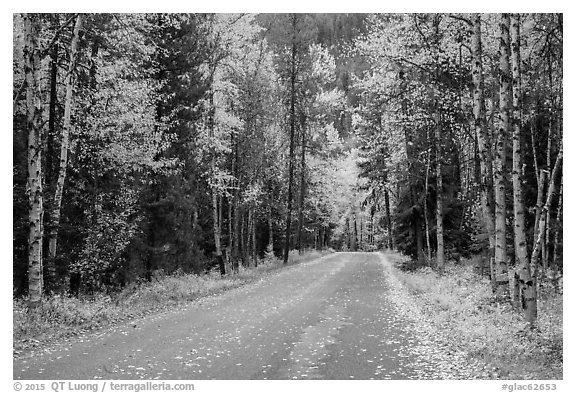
[384,252,562,379]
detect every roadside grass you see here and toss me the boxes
[13,249,331,355]
[384,251,562,380]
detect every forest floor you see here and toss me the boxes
[384,252,563,380]
[13,249,330,357]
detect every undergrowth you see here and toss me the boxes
[384,252,562,380]
[13,249,331,355]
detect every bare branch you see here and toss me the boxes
[40,14,78,58]
[448,14,473,27]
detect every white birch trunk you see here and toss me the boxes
[493,13,512,298]
[24,14,44,308]
[510,13,531,315]
[48,15,83,268]
[472,14,496,288]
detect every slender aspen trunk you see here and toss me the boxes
[359,215,363,250]
[246,208,252,264]
[212,189,225,274]
[24,14,45,308]
[46,19,58,187]
[528,147,562,326]
[530,117,544,252]
[510,14,530,313]
[251,209,257,267]
[353,214,358,251]
[208,86,225,275]
[432,16,445,270]
[241,209,247,267]
[542,41,556,273]
[533,169,547,246]
[472,14,497,289]
[551,181,562,293]
[370,212,376,246]
[544,196,552,272]
[530,122,540,189]
[283,14,297,264]
[435,112,445,269]
[230,133,239,272]
[232,197,240,272]
[296,119,306,254]
[219,194,223,239]
[493,13,512,298]
[370,212,375,247]
[345,217,350,250]
[228,196,233,249]
[47,15,83,285]
[384,188,393,249]
[424,140,432,262]
[267,203,274,252]
[43,22,58,291]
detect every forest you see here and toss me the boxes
[13,13,562,330]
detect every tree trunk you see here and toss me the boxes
[424,139,432,262]
[345,217,350,250]
[247,208,254,267]
[283,14,298,265]
[352,214,358,251]
[435,112,445,269]
[45,18,59,187]
[472,13,497,289]
[228,196,233,249]
[493,13,512,298]
[252,208,257,267]
[544,192,553,272]
[533,169,547,247]
[542,35,557,273]
[43,20,58,291]
[370,209,376,246]
[267,203,274,253]
[359,215,363,250]
[551,180,562,292]
[24,14,45,309]
[230,133,239,273]
[528,146,562,326]
[212,189,225,275]
[208,81,225,275]
[241,209,247,267]
[47,14,83,287]
[510,13,530,313]
[232,196,240,273]
[296,116,306,254]
[384,188,393,249]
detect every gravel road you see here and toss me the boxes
[14,252,441,380]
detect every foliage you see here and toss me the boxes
[13,12,562,343]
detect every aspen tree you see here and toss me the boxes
[493,13,512,297]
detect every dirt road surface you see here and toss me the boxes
[14,253,443,380]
